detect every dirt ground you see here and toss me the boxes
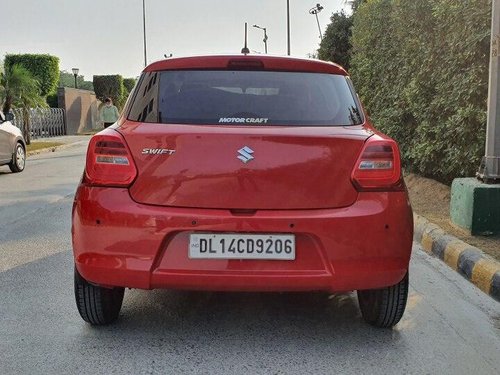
[405,173,500,261]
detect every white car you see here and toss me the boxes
[0,111,26,173]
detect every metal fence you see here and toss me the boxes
[11,108,66,139]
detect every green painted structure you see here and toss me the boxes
[450,178,500,235]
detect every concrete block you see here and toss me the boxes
[450,178,500,235]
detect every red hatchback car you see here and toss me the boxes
[72,55,413,328]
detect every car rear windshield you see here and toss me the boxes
[128,70,363,126]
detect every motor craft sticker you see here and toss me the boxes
[218,117,269,124]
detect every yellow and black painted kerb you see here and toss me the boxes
[414,214,500,302]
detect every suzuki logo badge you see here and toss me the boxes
[237,146,254,164]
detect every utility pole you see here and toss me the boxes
[287,0,291,55]
[479,0,500,183]
[143,0,147,67]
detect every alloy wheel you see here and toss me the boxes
[16,145,26,170]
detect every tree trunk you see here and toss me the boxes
[22,108,31,145]
[2,96,12,114]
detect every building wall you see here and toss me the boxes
[58,87,101,134]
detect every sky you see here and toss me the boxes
[0,0,349,80]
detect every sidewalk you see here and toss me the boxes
[414,214,500,302]
[27,135,90,156]
[407,174,500,302]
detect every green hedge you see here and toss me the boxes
[46,93,59,108]
[93,75,124,108]
[4,54,59,97]
[123,78,136,93]
[122,77,137,104]
[350,0,491,183]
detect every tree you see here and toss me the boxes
[0,64,46,144]
[317,11,353,70]
[317,1,364,70]
[4,54,59,97]
[93,75,125,109]
[59,71,94,91]
[346,0,363,12]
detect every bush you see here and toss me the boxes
[123,78,136,93]
[4,54,59,97]
[93,75,124,108]
[122,77,137,104]
[46,93,58,108]
[350,0,490,183]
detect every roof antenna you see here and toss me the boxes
[241,22,250,54]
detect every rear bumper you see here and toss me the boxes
[72,186,413,292]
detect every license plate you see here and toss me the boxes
[189,233,295,260]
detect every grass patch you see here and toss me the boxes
[26,142,64,152]
[78,129,102,135]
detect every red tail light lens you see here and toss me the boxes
[351,138,402,191]
[85,130,137,187]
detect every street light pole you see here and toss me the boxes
[143,0,147,67]
[287,0,291,55]
[479,0,500,183]
[72,68,79,89]
[309,4,324,41]
[253,25,268,54]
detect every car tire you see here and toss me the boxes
[74,267,125,325]
[357,272,409,328]
[9,142,25,173]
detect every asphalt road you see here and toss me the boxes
[1,141,499,375]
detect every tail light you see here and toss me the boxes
[85,130,137,187]
[227,59,264,70]
[351,137,403,191]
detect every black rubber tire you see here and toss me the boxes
[74,267,125,325]
[357,272,409,328]
[9,142,25,173]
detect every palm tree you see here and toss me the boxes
[0,64,46,144]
